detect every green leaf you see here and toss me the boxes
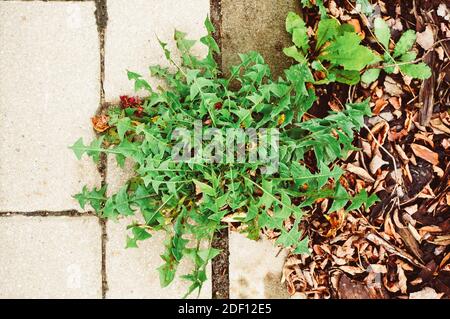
[283,46,307,63]
[329,183,349,212]
[332,69,361,85]
[69,138,86,160]
[275,220,308,254]
[204,16,215,34]
[114,185,134,216]
[157,260,177,288]
[293,237,310,254]
[193,180,216,197]
[400,51,417,62]
[157,38,171,60]
[69,137,104,163]
[374,17,391,50]
[198,248,221,262]
[190,77,214,100]
[347,189,379,211]
[400,62,432,79]
[286,12,304,33]
[127,70,152,92]
[285,12,309,52]
[393,30,416,58]
[361,68,381,84]
[174,30,196,53]
[321,33,380,71]
[116,117,132,140]
[126,225,152,248]
[73,185,106,213]
[356,0,373,15]
[316,18,339,49]
[292,27,309,52]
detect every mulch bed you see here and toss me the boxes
[281,0,449,299]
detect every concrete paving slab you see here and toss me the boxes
[0,216,102,298]
[106,218,212,298]
[105,155,135,196]
[221,0,301,78]
[229,232,289,298]
[104,0,209,101]
[0,1,101,212]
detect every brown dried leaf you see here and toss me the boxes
[346,163,375,183]
[410,143,439,165]
[397,264,408,294]
[91,114,110,133]
[373,98,389,115]
[339,266,365,275]
[369,153,389,175]
[384,76,403,97]
[430,118,450,135]
[389,96,401,109]
[409,287,444,299]
[416,25,435,50]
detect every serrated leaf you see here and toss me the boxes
[198,248,221,262]
[346,189,379,211]
[361,68,381,84]
[174,30,196,53]
[286,12,309,52]
[316,18,339,49]
[157,38,171,61]
[116,117,132,140]
[127,70,152,92]
[114,185,134,216]
[322,33,380,71]
[374,17,391,50]
[69,136,104,163]
[126,225,152,248]
[329,183,349,212]
[292,27,309,52]
[283,45,307,63]
[69,138,86,160]
[400,62,432,79]
[393,30,416,58]
[190,77,214,100]
[286,12,304,33]
[73,185,106,212]
[293,237,310,254]
[193,179,216,197]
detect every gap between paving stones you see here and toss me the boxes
[0,210,96,217]
[94,0,109,299]
[209,0,231,300]
[1,0,94,2]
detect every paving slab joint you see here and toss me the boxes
[94,0,109,299]
[210,0,222,70]
[94,0,107,105]
[209,0,230,300]
[0,210,97,217]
